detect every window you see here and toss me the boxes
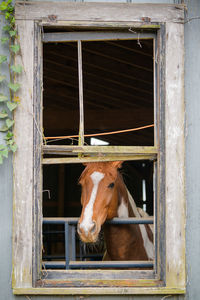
[13,2,185,295]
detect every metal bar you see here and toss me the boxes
[69,261,154,269]
[43,217,153,225]
[71,225,76,261]
[64,222,69,270]
[78,40,84,146]
[43,32,156,43]
[43,261,154,269]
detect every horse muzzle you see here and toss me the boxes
[77,221,99,243]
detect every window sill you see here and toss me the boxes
[13,287,185,295]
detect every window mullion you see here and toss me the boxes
[77,40,84,146]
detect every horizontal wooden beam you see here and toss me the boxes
[42,155,157,165]
[43,31,155,43]
[41,269,155,280]
[13,287,185,295]
[43,145,157,155]
[15,2,184,23]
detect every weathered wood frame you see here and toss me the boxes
[13,1,185,295]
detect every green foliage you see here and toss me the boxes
[0,110,8,118]
[10,44,20,54]
[11,64,22,74]
[7,101,17,111]
[0,94,8,102]
[1,37,9,44]
[0,55,7,63]
[8,82,20,92]
[0,0,22,165]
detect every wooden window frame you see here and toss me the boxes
[13,2,185,295]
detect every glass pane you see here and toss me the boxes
[43,42,80,145]
[82,39,154,146]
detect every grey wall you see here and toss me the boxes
[0,0,200,299]
[185,0,200,299]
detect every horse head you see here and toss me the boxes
[77,161,123,243]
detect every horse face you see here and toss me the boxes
[77,161,122,243]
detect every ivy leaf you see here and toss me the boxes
[11,65,22,74]
[4,131,13,140]
[6,118,14,129]
[9,30,17,37]
[10,16,15,25]
[10,44,20,54]
[5,12,11,20]
[7,101,18,112]
[1,37,9,44]
[10,143,17,153]
[0,94,8,102]
[0,154,3,164]
[8,83,20,92]
[6,139,14,145]
[0,74,6,82]
[0,55,7,64]
[3,25,11,32]
[1,148,8,158]
[0,110,8,118]
[0,144,5,150]
[0,125,8,132]
[0,1,8,11]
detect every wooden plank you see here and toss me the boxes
[15,2,184,23]
[165,23,185,288]
[13,287,185,295]
[43,145,157,154]
[43,32,156,43]
[12,20,35,289]
[32,21,43,287]
[41,269,155,280]
[38,277,160,288]
[42,155,157,165]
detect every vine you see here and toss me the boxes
[0,0,20,164]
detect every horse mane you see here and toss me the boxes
[126,187,154,260]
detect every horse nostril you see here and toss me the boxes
[90,222,97,234]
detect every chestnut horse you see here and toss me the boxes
[77,161,154,261]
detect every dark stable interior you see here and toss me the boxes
[42,36,154,265]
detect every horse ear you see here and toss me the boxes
[112,161,123,169]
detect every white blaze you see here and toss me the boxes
[80,171,104,234]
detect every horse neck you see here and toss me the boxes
[104,172,153,261]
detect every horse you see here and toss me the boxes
[77,161,154,261]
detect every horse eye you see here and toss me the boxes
[108,182,114,188]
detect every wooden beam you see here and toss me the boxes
[15,2,184,23]
[42,155,157,165]
[13,20,34,289]
[43,145,157,155]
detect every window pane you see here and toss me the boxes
[43,42,80,145]
[42,161,154,268]
[82,39,154,146]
